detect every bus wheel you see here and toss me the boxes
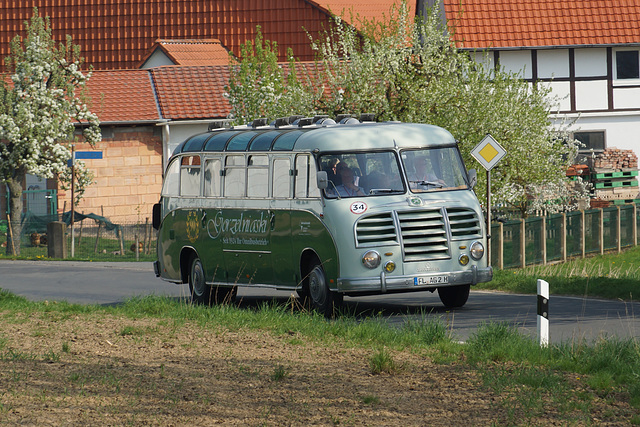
[189,256,212,305]
[307,263,339,317]
[438,284,470,308]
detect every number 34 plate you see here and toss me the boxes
[414,275,448,286]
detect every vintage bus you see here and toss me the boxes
[152,115,493,316]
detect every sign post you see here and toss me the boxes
[470,135,507,266]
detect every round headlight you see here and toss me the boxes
[470,241,484,260]
[362,250,381,269]
[458,254,470,266]
[384,261,396,273]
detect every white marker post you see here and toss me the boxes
[537,279,549,347]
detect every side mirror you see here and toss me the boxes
[152,202,162,230]
[468,169,477,189]
[316,170,328,190]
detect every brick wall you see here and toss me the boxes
[58,125,164,224]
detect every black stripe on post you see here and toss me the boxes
[537,295,549,319]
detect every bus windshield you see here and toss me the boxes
[320,151,405,198]
[402,147,469,193]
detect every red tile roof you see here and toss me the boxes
[85,70,160,123]
[313,1,416,24]
[139,39,231,67]
[444,0,640,49]
[150,66,230,120]
[0,1,408,71]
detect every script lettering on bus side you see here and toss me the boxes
[207,211,269,240]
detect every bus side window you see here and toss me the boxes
[180,155,201,197]
[272,157,291,198]
[308,158,320,198]
[204,158,221,197]
[295,154,319,198]
[161,158,180,197]
[224,154,246,197]
[247,155,269,198]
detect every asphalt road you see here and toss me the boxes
[1,260,639,344]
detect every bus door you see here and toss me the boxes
[200,156,226,283]
[218,154,273,285]
[269,156,296,288]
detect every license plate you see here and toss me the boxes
[414,275,448,286]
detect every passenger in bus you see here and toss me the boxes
[325,157,342,186]
[410,155,445,189]
[334,166,366,197]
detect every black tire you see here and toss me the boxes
[188,256,237,305]
[307,263,341,317]
[189,255,212,305]
[438,284,470,308]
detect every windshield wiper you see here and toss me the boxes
[369,188,403,194]
[409,180,444,188]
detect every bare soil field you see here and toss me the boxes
[0,311,634,426]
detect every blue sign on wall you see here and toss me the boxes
[75,151,103,160]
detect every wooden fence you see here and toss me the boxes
[489,203,639,269]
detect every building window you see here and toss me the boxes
[573,131,605,164]
[616,51,639,79]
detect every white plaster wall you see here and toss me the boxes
[499,50,532,79]
[614,87,640,109]
[574,48,607,77]
[537,49,569,78]
[575,80,609,110]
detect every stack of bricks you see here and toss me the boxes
[590,148,639,208]
[593,148,638,170]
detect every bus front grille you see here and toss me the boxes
[354,207,480,261]
[446,208,482,240]
[355,213,398,246]
[397,209,449,261]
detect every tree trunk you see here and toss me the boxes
[6,175,24,256]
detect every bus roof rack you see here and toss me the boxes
[208,120,228,131]
[359,113,376,122]
[288,115,303,123]
[274,117,291,128]
[252,118,269,128]
[297,117,314,127]
[312,115,329,123]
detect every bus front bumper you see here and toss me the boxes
[336,265,493,294]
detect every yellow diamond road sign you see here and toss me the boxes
[471,134,506,171]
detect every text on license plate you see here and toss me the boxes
[414,275,448,286]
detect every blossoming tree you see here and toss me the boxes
[0,11,101,255]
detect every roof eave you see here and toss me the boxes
[457,42,640,51]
